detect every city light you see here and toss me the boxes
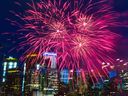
[2,78,5,82]
[2,62,7,82]
[14,62,17,68]
[6,56,17,61]
[43,52,57,56]
[36,64,40,70]
[8,70,19,73]
[60,69,69,84]
[8,62,13,69]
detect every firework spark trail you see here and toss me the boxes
[8,0,128,82]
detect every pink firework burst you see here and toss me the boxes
[9,0,127,82]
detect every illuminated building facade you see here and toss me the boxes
[60,69,69,84]
[24,52,59,96]
[42,52,59,95]
[5,68,21,95]
[24,54,42,96]
[119,62,128,91]
[2,56,18,83]
[24,66,38,96]
[1,56,21,95]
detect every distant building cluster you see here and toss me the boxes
[0,55,128,96]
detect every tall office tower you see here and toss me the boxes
[1,56,21,95]
[2,56,18,83]
[24,53,42,96]
[43,52,59,95]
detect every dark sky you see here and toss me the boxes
[0,0,128,59]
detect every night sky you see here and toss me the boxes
[0,0,128,59]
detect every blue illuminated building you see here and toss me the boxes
[60,69,69,84]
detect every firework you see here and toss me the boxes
[9,0,126,82]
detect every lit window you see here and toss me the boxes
[36,64,40,70]
[4,62,7,66]
[9,62,13,69]
[3,66,7,71]
[14,62,17,68]
[3,71,6,76]
[2,78,5,82]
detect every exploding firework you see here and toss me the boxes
[8,0,127,82]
